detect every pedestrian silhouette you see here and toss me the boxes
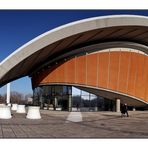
[121,103,129,117]
[76,103,79,111]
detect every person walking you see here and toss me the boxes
[121,103,129,117]
[124,103,129,117]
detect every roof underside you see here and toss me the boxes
[1,15,148,87]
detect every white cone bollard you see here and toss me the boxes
[11,104,18,111]
[0,106,12,119]
[26,106,41,119]
[17,105,26,113]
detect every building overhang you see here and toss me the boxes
[1,15,148,87]
[38,82,148,107]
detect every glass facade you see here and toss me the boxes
[72,87,115,112]
[33,85,115,112]
[33,85,72,111]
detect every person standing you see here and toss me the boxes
[76,103,79,111]
[121,104,125,117]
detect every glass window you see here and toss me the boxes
[68,86,72,95]
[81,95,90,107]
[81,90,89,96]
[51,86,55,96]
[63,86,68,95]
[90,96,97,107]
[72,87,81,96]
[72,95,81,107]
[55,86,63,96]
[33,85,116,112]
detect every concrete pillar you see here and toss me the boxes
[68,95,72,112]
[54,97,57,110]
[116,99,120,112]
[6,83,10,105]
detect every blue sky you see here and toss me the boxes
[0,10,148,95]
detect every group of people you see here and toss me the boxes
[121,103,129,117]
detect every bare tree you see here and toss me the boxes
[0,91,32,105]
[25,93,33,105]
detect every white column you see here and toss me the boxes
[6,83,10,104]
[116,98,120,112]
[68,95,72,112]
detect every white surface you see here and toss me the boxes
[11,104,18,111]
[17,105,26,113]
[66,112,82,122]
[26,106,41,119]
[6,83,10,104]
[0,104,6,107]
[7,103,11,107]
[56,108,62,111]
[49,108,54,110]
[0,106,12,119]
[116,99,120,112]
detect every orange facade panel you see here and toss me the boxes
[135,54,145,99]
[32,50,148,104]
[56,63,65,83]
[42,66,58,84]
[98,52,109,89]
[108,51,119,91]
[75,55,86,85]
[127,53,137,97]
[118,52,130,93]
[65,58,75,84]
[144,57,148,102]
[87,54,97,86]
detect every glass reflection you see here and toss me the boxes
[33,85,116,112]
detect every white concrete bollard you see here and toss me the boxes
[26,106,41,119]
[17,105,26,113]
[11,104,18,111]
[0,106,12,119]
[7,103,11,107]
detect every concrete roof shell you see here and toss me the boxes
[1,15,148,87]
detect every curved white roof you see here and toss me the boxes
[1,15,148,86]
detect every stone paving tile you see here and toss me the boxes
[2,125,16,138]
[0,125,3,138]
[0,110,148,138]
[10,125,28,138]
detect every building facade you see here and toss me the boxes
[32,47,148,111]
[0,15,148,111]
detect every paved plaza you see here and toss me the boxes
[0,110,148,138]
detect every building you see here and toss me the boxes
[0,15,148,112]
